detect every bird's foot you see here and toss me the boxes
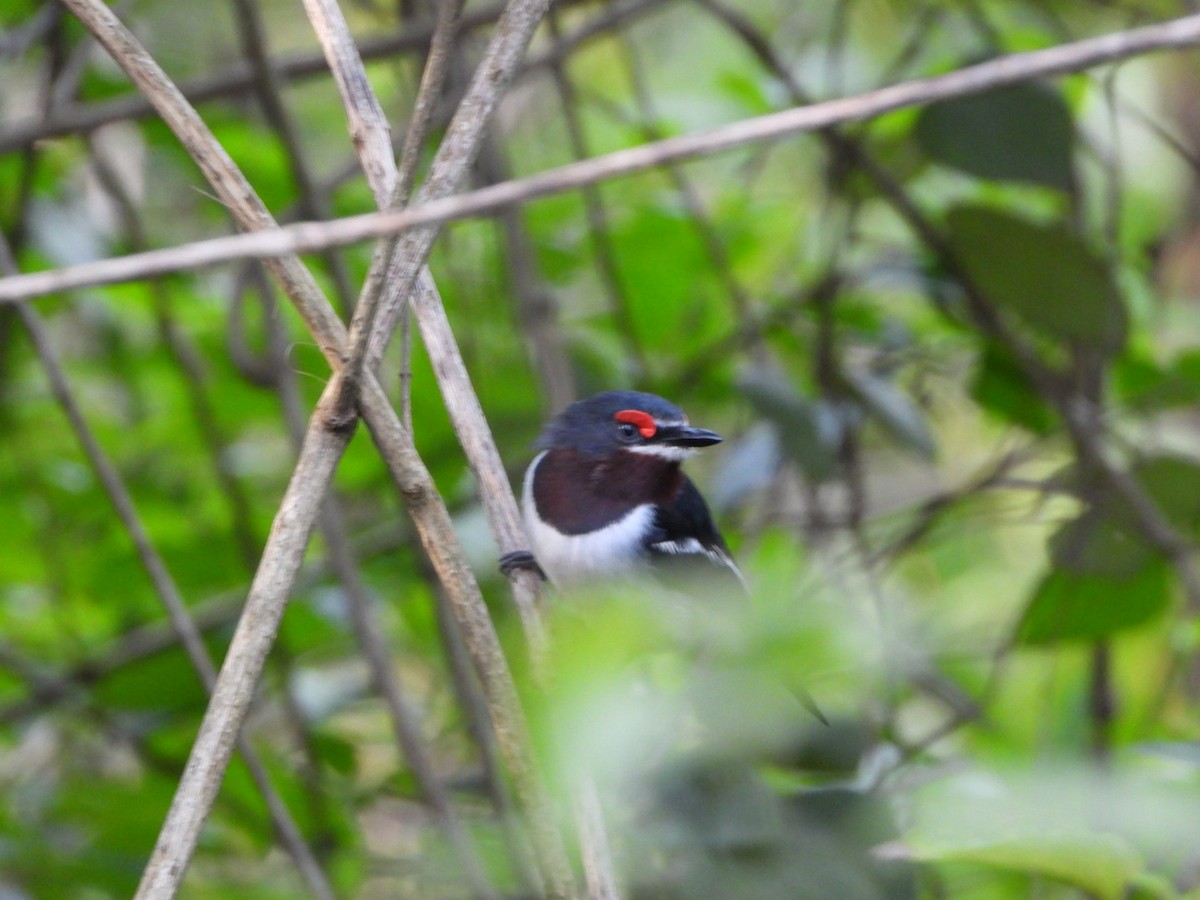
[499,550,547,581]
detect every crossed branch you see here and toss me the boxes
[13,3,1200,898]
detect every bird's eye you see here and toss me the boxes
[616,422,640,442]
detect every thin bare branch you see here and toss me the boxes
[231,0,357,316]
[0,0,527,154]
[394,0,465,205]
[476,137,578,413]
[300,0,575,892]
[52,0,574,895]
[6,296,334,900]
[133,386,350,900]
[265,299,500,900]
[6,9,1200,304]
[301,0,399,204]
[336,0,554,429]
[545,8,645,377]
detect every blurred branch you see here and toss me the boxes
[9,9,1200,303]
[52,0,574,894]
[0,0,526,154]
[620,32,756,332]
[870,447,1042,567]
[544,7,646,377]
[85,137,263,571]
[0,523,407,728]
[231,0,357,317]
[1089,641,1115,763]
[0,255,334,900]
[303,0,592,892]
[1,0,660,156]
[476,136,579,412]
[262,275,500,899]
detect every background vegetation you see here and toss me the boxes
[2,0,1200,897]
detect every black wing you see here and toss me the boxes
[649,478,826,721]
[645,476,747,592]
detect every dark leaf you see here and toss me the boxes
[946,205,1127,353]
[916,81,1075,191]
[93,642,211,713]
[972,341,1057,434]
[1050,508,1154,579]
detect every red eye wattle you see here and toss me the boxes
[614,409,657,438]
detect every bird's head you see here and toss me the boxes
[537,390,722,461]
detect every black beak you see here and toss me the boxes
[656,423,723,448]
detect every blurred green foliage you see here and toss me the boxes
[2,0,1200,897]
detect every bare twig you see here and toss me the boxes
[393,0,465,205]
[264,297,500,900]
[231,0,357,316]
[300,0,400,205]
[132,385,350,900]
[335,0,554,431]
[7,9,1200,304]
[301,0,578,892]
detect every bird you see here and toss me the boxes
[500,390,745,591]
[501,390,826,722]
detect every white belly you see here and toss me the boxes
[522,451,654,586]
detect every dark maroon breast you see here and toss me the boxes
[532,449,683,536]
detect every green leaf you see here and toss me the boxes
[716,70,774,117]
[313,731,358,777]
[1032,454,1200,641]
[1129,455,1200,535]
[946,205,1127,353]
[1016,558,1171,644]
[1114,351,1200,412]
[911,832,1144,900]
[1050,507,1155,579]
[915,81,1075,191]
[1127,871,1181,900]
[971,341,1057,433]
[93,641,212,713]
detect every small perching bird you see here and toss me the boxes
[502,390,827,722]
[501,390,744,591]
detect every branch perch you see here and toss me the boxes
[7,10,1200,303]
